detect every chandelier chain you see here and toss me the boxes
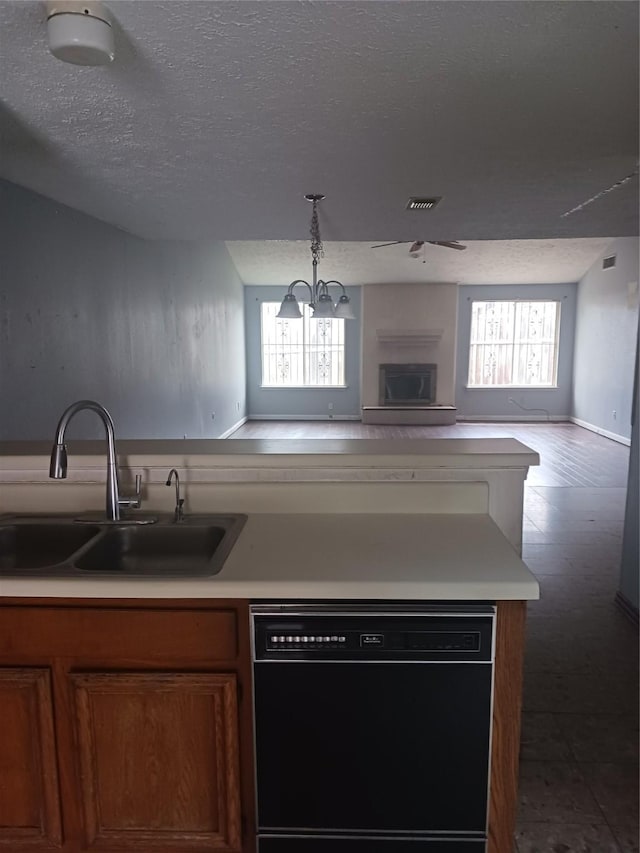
[309,199,324,264]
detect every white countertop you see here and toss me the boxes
[0,437,540,473]
[0,513,539,601]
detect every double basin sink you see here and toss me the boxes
[0,514,247,578]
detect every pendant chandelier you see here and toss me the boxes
[277,194,355,320]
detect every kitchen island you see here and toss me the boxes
[0,436,537,550]
[0,438,539,853]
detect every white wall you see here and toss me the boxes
[361,284,458,407]
[572,237,639,441]
[619,322,638,610]
[0,180,246,440]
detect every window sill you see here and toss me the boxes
[465,385,559,390]
[260,385,349,390]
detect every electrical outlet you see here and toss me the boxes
[236,402,240,412]
[211,412,215,420]
[612,410,617,420]
[328,402,334,411]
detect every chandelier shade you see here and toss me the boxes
[276,293,303,319]
[335,294,356,320]
[277,194,355,321]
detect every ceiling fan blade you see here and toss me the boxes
[370,241,410,249]
[427,240,467,251]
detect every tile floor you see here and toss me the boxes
[519,441,638,852]
[232,421,639,852]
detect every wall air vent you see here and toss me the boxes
[602,255,617,270]
[406,197,442,210]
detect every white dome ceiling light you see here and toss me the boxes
[46,0,114,66]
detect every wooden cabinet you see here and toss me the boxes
[0,598,526,853]
[0,600,255,853]
[0,668,61,848]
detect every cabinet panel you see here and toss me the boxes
[0,668,62,849]
[0,607,237,663]
[71,671,242,851]
[488,601,526,853]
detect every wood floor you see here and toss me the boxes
[231,420,630,489]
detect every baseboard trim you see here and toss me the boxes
[247,414,361,421]
[456,415,570,423]
[570,417,631,446]
[615,591,639,627]
[220,416,248,438]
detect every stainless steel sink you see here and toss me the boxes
[75,518,243,576]
[0,522,102,570]
[0,515,247,578]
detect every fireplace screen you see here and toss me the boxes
[379,363,437,406]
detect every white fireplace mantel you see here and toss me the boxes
[376,328,444,345]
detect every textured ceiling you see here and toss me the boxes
[226,238,614,286]
[0,1,637,243]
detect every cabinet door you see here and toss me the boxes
[0,668,62,849]
[70,671,242,852]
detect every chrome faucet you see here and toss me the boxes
[166,468,185,522]
[49,400,141,522]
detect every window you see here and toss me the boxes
[261,302,346,387]
[468,300,560,387]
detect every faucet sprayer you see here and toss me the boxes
[49,400,141,522]
[166,468,185,522]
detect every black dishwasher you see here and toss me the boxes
[252,604,495,853]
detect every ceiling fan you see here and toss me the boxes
[371,240,467,255]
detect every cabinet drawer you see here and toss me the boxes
[0,607,238,663]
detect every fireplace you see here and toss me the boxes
[379,363,437,406]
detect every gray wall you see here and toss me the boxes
[244,285,362,419]
[0,180,246,440]
[619,318,639,610]
[572,237,640,441]
[456,284,577,419]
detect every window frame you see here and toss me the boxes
[259,301,348,390]
[466,298,561,390]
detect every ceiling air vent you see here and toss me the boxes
[406,197,442,210]
[602,255,617,270]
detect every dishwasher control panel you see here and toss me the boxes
[253,608,494,663]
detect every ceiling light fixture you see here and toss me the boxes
[46,0,115,66]
[277,194,355,321]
